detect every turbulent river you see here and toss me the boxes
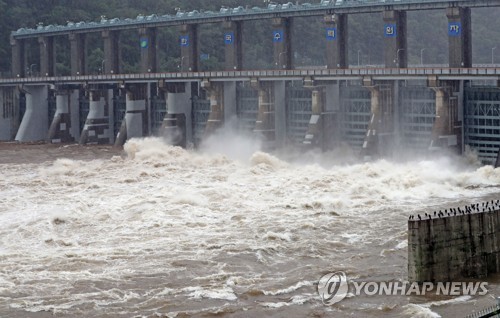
[0,137,499,318]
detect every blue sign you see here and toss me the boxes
[224,32,234,44]
[200,53,210,61]
[326,28,336,41]
[180,35,189,47]
[273,30,283,43]
[384,24,397,37]
[448,22,461,36]
[140,37,148,49]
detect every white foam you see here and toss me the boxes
[402,304,442,318]
[262,280,314,296]
[419,295,473,307]
[1,137,499,317]
[183,286,237,301]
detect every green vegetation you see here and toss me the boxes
[0,0,499,75]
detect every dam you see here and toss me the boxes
[1,0,500,165]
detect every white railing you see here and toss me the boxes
[2,67,500,85]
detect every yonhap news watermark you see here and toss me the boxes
[318,272,488,305]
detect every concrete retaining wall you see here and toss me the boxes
[408,203,500,282]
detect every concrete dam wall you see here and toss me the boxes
[408,201,500,282]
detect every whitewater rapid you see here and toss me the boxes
[0,138,499,317]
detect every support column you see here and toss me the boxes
[48,89,75,143]
[272,18,292,70]
[303,79,325,147]
[361,84,381,159]
[161,82,192,146]
[383,10,407,68]
[102,30,120,74]
[274,81,286,147]
[115,84,148,146]
[428,78,459,151]
[80,89,111,144]
[179,24,198,72]
[324,14,348,69]
[69,33,86,76]
[201,80,224,136]
[15,85,49,142]
[10,37,25,77]
[253,80,275,145]
[322,81,341,151]
[447,7,472,68]
[223,21,243,71]
[38,36,55,77]
[224,81,237,121]
[393,80,401,150]
[69,89,81,140]
[139,27,157,73]
[158,83,186,147]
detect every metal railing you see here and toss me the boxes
[10,0,500,39]
[466,304,500,318]
[2,67,500,86]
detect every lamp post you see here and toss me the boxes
[278,51,287,69]
[395,48,405,68]
[492,47,497,65]
[179,56,186,70]
[420,48,426,66]
[357,50,361,67]
[29,64,36,76]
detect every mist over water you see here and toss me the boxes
[0,132,499,317]
[198,119,263,162]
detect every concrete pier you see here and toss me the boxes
[15,85,49,142]
[10,36,25,77]
[383,10,407,68]
[224,21,243,71]
[202,80,224,135]
[47,90,76,143]
[254,80,275,144]
[79,89,112,144]
[303,79,325,147]
[115,84,149,146]
[408,203,500,282]
[179,24,198,72]
[160,113,186,147]
[428,78,459,151]
[69,33,86,76]
[163,82,193,144]
[38,36,55,77]
[272,18,292,70]
[139,27,157,73]
[447,7,472,68]
[273,81,287,147]
[325,14,348,69]
[361,78,381,159]
[102,30,120,74]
